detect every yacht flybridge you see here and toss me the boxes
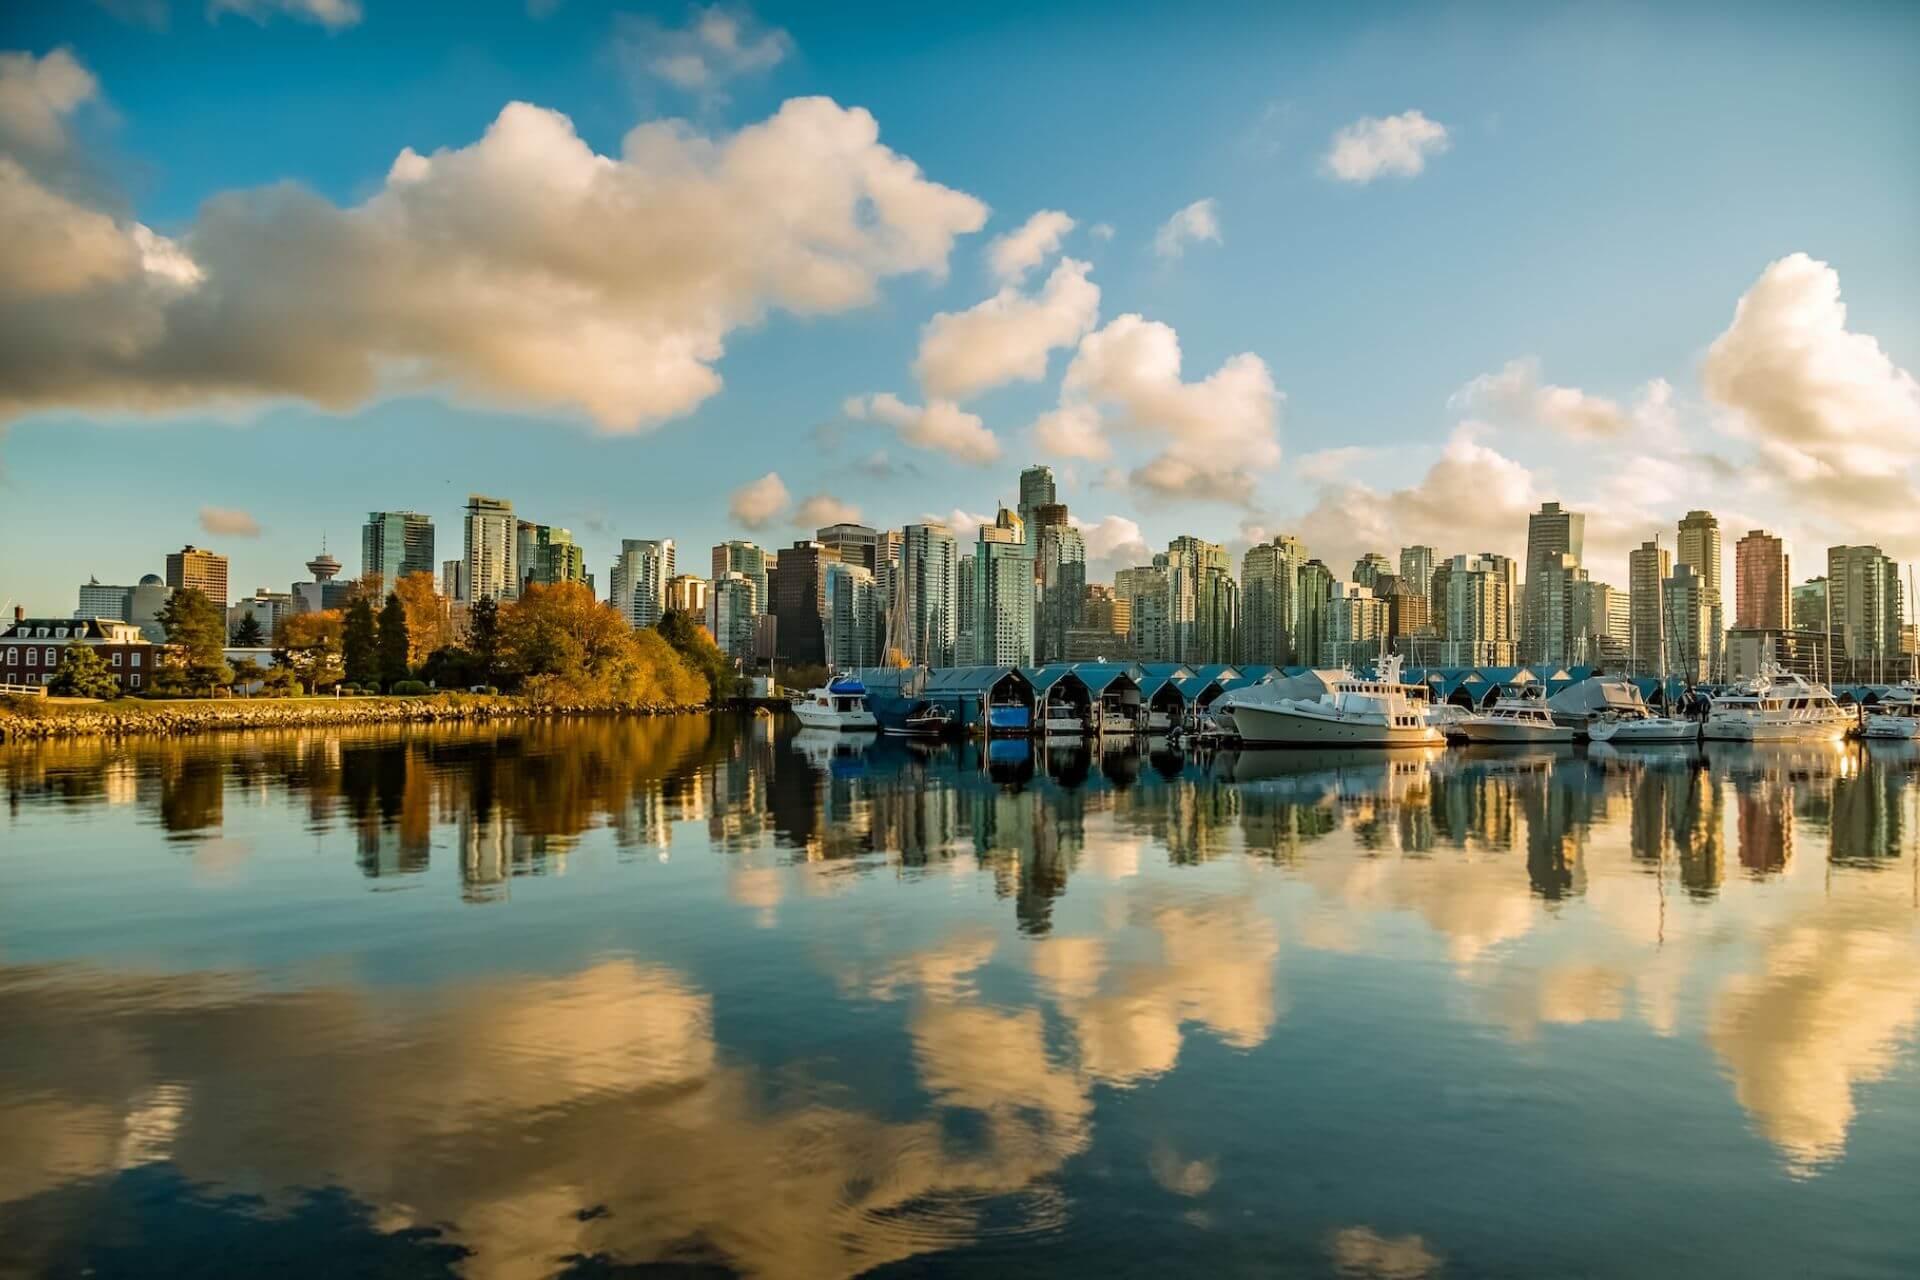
[1214,656,1444,748]
[1703,666,1851,742]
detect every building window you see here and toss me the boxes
[112,651,123,667]
[131,652,142,667]
[130,673,141,689]
[3,649,13,666]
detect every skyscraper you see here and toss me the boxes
[1441,553,1517,667]
[1677,510,1724,677]
[608,538,675,630]
[1628,540,1672,675]
[824,561,880,669]
[706,572,760,661]
[165,544,229,608]
[1734,530,1788,631]
[1296,559,1334,665]
[712,541,770,615]
[1325,581,1389,668]
[973,508,1035,666]
[515,522,587,591]
[1242,535,1306,665]
[361,511,435,590]
[1664,563,1712,683]
[1017,465,1056,546]
[1522,502,1585,665]
[955,552,977,664]
[1399,545,1436,598]
[1035,518,1086,663]
[1119,562,1172,661]
[1351,553,1393,591]
[769,540,829,666]
[1166,535,1230,664]
[898,522,957,666]
[462,495,516,603]
[1826,545,1902,679]
[815,523,879,572]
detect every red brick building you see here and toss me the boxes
[1,613,161,692]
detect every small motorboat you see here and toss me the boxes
[1455,695,1576,745]
[1587,710,1700,744]
[792,677,878,731]
[889,700,958,739]
[1861,687,1920,740]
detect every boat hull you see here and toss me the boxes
[1702,715,1850,743]
[1455,720,1576,745]
[1587,718,1700,744]
[792,705,878,731]
[1861,715,1920,740]
[1228,702,1445,748]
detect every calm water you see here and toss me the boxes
[2,716,1918,1279]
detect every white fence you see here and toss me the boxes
[0,682,48,697]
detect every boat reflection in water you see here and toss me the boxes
[2,716,1919,1279]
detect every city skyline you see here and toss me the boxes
[2,3,1917,623]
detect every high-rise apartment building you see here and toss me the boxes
[1165,535,1230,664]
[1570,579,1628,668]
[973,508,1035,666]
[1522,502,1585,665]
[769,540,829,666]
[1677,510,1724,677]
[1399,546,1437,599]
[1351,553,1393,591]
[1120,563,1172,661]
[1296,559,1334,665]
[1792,577,1828,632]
[1066,584,1132,662]
[1664,563,1713,683]
[165,544,229,608]
[815,523,879,573]
[608,538,675,630]
[706,572,760,661]
[1826,545,1903,678]
[441,559,463,601]
[955,553,977,665]
[824,562,880,670]
[515,522,587,591]
[665,574,708,615]
[1628,540,1672,676]
[362,511,435,590]
[711,541,770,614]
[1441,553,1517,667]
[462,495,517,603]
[1325,581,1389,668]
[1017,465,1056,546]
[898,523,957,666]
[1035,519,1086,663]
[1242,536,1305,665]
[1734,530,1789,631]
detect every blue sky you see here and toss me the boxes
[2,0,1917,613]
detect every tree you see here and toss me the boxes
[276,610,344,693]
[343,598,378,689]
[155,587,232,695]
[468,597,505,687]
[499,581,706,706]
[421,645,482,690]
[392,571,447,666]
[657,608,732,704]
[231,613,266,647]
[378,592,411,688]
[48,644,122,699]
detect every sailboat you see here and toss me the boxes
[1594,534,1698,744]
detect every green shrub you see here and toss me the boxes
[391,680,429,695]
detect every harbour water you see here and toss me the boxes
[2,716,1918,1278]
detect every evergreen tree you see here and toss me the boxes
[468,597,504,687]
[48,644,123,699]
[343,598,379,688]
[155,588,232,695]
[231,613,266,647]
[378,592,411,688]
[656,608,731,704]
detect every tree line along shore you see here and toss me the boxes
[4,579,765,742]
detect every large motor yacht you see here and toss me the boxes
[1586,707,1700,744]
[1454,695,1577,745]
[1860,687,1920,740]
[1214,656,1444,748]
[1703,666,1851,742]
[792,676,880,731]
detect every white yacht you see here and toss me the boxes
[1214,656,1444,748]
[1455,695,1576,745]
[1860,687,1920,740]
[1586,708,1700,744]
[1703,667,1852,742]
[792,677,879,731]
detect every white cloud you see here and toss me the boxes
[1452,357,1634,439]
[1089,222,1115,242]
[1072,513,1151,579]
[208,0,364,31]
[0,71,989,430]
[844,391,1001,464]
[727,470,789,529]
[0,48,98,155]
[198,504,261,537]
[1152,198,1220,259]
[794,493,861,529]
[1294,445,1381,484]
[1031,402,1108,461]
[613,4,791,93]
[1054,314,1281,504]
[914,256,1099,401]
[986,209,1074,283]
[920,508,996,540]
[1323,109,1450,183]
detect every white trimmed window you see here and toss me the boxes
[130,673,141,688]
[131,652,142,667]
[112,651,123,667]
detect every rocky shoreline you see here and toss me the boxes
[0,696,706,742]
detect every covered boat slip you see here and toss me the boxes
[850,663,1155,738]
